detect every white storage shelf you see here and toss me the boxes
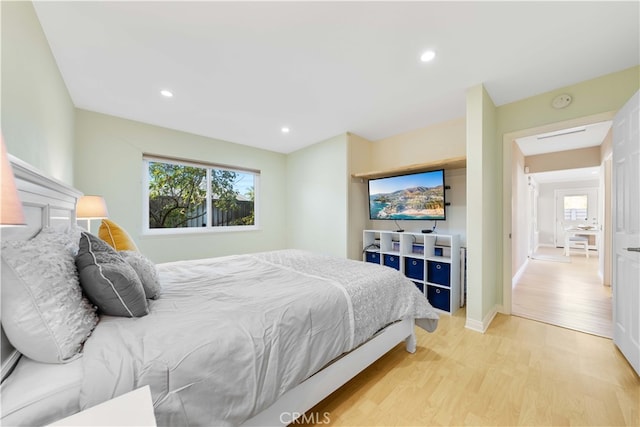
[363,230,461,314]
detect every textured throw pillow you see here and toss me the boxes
[75,232,148,317]
[35,223,83,255]
[120,250,161,299]
[98,219,139,252]
[1,232,98,364]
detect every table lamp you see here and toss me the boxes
[0,136,26,226]
[76,195,109,234]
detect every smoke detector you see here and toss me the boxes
[552,94,572,109]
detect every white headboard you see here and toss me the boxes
[1,155,82,381]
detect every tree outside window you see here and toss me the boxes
[145,157,257,231]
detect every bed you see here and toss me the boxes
[0,155,439,426]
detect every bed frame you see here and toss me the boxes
[1,155,82,383]
[1,155,418,426]
[244,318,416,426]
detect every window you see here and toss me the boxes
[143,155,258,232]
[563,195,588,221]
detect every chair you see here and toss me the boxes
[566,235,589,258]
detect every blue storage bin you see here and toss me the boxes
[383,254,400,270]
[427,261,450,287]
[404,257,424,280]
[365,252,380,264]
[413,281,424,293]
[427,285,450,311]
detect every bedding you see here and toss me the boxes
[1,226,97,363]
[79,249,438,426]
[0,357,83,426]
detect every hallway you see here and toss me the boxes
[512,246,612,338]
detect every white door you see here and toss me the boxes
[612,90,640,376]
[527,177,539,256]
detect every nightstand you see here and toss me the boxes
[48,386,156,426]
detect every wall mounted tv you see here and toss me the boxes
[368,169,446,221]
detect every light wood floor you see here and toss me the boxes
[297,311,639,426]
[512,247,612,338]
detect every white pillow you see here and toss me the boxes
[35,223,83,255]
[1,229,98,363]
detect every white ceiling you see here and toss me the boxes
[33,1,639,154]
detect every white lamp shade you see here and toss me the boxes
[0,136,26,226]
[77,195,109,219]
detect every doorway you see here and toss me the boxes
[513,170,610,337]
[508,120,613,337]
[512,246,611,337]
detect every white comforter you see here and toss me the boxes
[79,250,439,426]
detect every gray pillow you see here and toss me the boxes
[119,250,161,299]
[1,231,98,363]
[75,232,148,317]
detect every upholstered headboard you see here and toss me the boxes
[0,155,82,381]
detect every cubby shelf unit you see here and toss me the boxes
[363,230,461,314]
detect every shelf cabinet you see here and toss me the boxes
[363,230,461,314]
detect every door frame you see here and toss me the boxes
[502,112,615,315]
[527,176,538,257]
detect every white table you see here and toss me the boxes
[564,228,599,256]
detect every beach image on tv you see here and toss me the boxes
[368,171,445,220]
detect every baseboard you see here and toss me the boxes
[464,305,498,333]
[465,318,484,333]
[512,258,529,288]
[537,243,555,248]
[484,306,498,330]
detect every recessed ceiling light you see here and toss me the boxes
[420,50,436,63]
[281,127,290,134]
[160,90,173,98]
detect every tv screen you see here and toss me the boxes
[368,169,446,221]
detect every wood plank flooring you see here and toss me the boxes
[512,247,612,338]
[297,311,639,426]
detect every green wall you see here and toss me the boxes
[465,84,499,331]
[74,110,288,263]
[497,67,640,135]
[1,1,75,183]
[347,133,372,261]
[286,133,349,257]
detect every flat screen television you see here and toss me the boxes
[368,169,446,221]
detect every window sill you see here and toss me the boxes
[141,225,261,237]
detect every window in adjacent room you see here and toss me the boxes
[143,155,259,233]
[563,194,588,221]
